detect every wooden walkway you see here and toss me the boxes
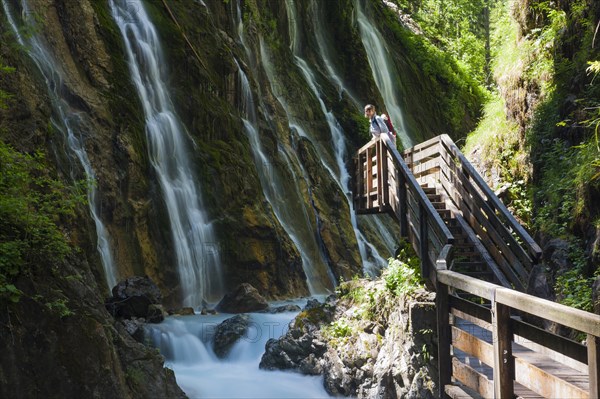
[353,135,600,398]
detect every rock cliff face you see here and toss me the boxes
[2,0,481,305]
[0,0,481,395]
[260,279,438,398]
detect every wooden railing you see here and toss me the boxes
[355,135,454,278]
[435,253,600,399]
[404,135,542,291]
[354,135,600,398]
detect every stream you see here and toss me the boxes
[145,300,332,398]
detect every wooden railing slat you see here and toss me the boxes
[587,334,599,399]
[439,134,542,260]
[452,357,494,398]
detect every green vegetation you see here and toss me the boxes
[455,0,599,312]
[391,0,493,83]
[0,141,85,303]
[382,2,486,138]
[323,240,425,349]
[384,239,423,297]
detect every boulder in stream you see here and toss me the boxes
[213,314,250,358]
[215,283,268,313]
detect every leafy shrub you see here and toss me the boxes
[384,239,422,297]
[0,141,85,302]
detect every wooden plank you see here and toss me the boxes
[439,146,533,273]
[439,269,600,336]
[410,141,441,164]
[382,137,453,243]
[513,352,589,399]
[409,135,443,153]
[451,210,515,289]
[452,357,494,398]
[381,141,390,210]
[442,154,531,283]
[437,281,452,398]
[495,288,600,336]
[397,167,408,237]
[452,326,494,367]
[366,146,374,209]
[589,334,599,399]
[420,203,430,278]
[511,318,588,367]
[452,180,530,285]
[438,270,498,300]
[450,295,492,330]
[376,141,384,211]
[445,384,481,399]
[492,301,514,398]
[439,134,542,261]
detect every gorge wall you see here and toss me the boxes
[0,0,482,396]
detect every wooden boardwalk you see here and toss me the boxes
[354,135,600,398]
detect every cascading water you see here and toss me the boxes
[145,303,332,398]
[234,3,335,292]
[237,60,334,293]
[283,0,387,275]
[2,0,119,290]
[355,0,413,148]
[110,0,223,306]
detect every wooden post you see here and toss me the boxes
[419,203,429,278]
[397,169,408,237]
[381,142,389,211]
[366,147,373,209]
[492,300,514,398]
[588,334,599,399]
[436,281,451,398]
[376,141,382,210]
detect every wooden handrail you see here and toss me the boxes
[436,269,600,336]
[439,134,542,262]
[380,135,454,243]
[355,134,599,399]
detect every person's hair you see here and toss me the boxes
[364,104,375,112]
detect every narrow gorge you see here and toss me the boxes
[2,0,598,397]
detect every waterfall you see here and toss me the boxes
[234,3,335,293]
[237,62,334,294]
[2,0,119,291]
[283,0,388,275]
[145,303,331,398]
[355,0,413,148]
[110,0,223,306]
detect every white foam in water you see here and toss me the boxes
[145,301,333,398]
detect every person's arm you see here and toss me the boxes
[376,116,389,133]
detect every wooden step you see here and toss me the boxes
[431,201,447,210]
[427,194,442,202]
[421,187,437,195]
[437,209,452,219]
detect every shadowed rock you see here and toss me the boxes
[106,276,163,320]
[215,283,268,313]
[213,314,250,358]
